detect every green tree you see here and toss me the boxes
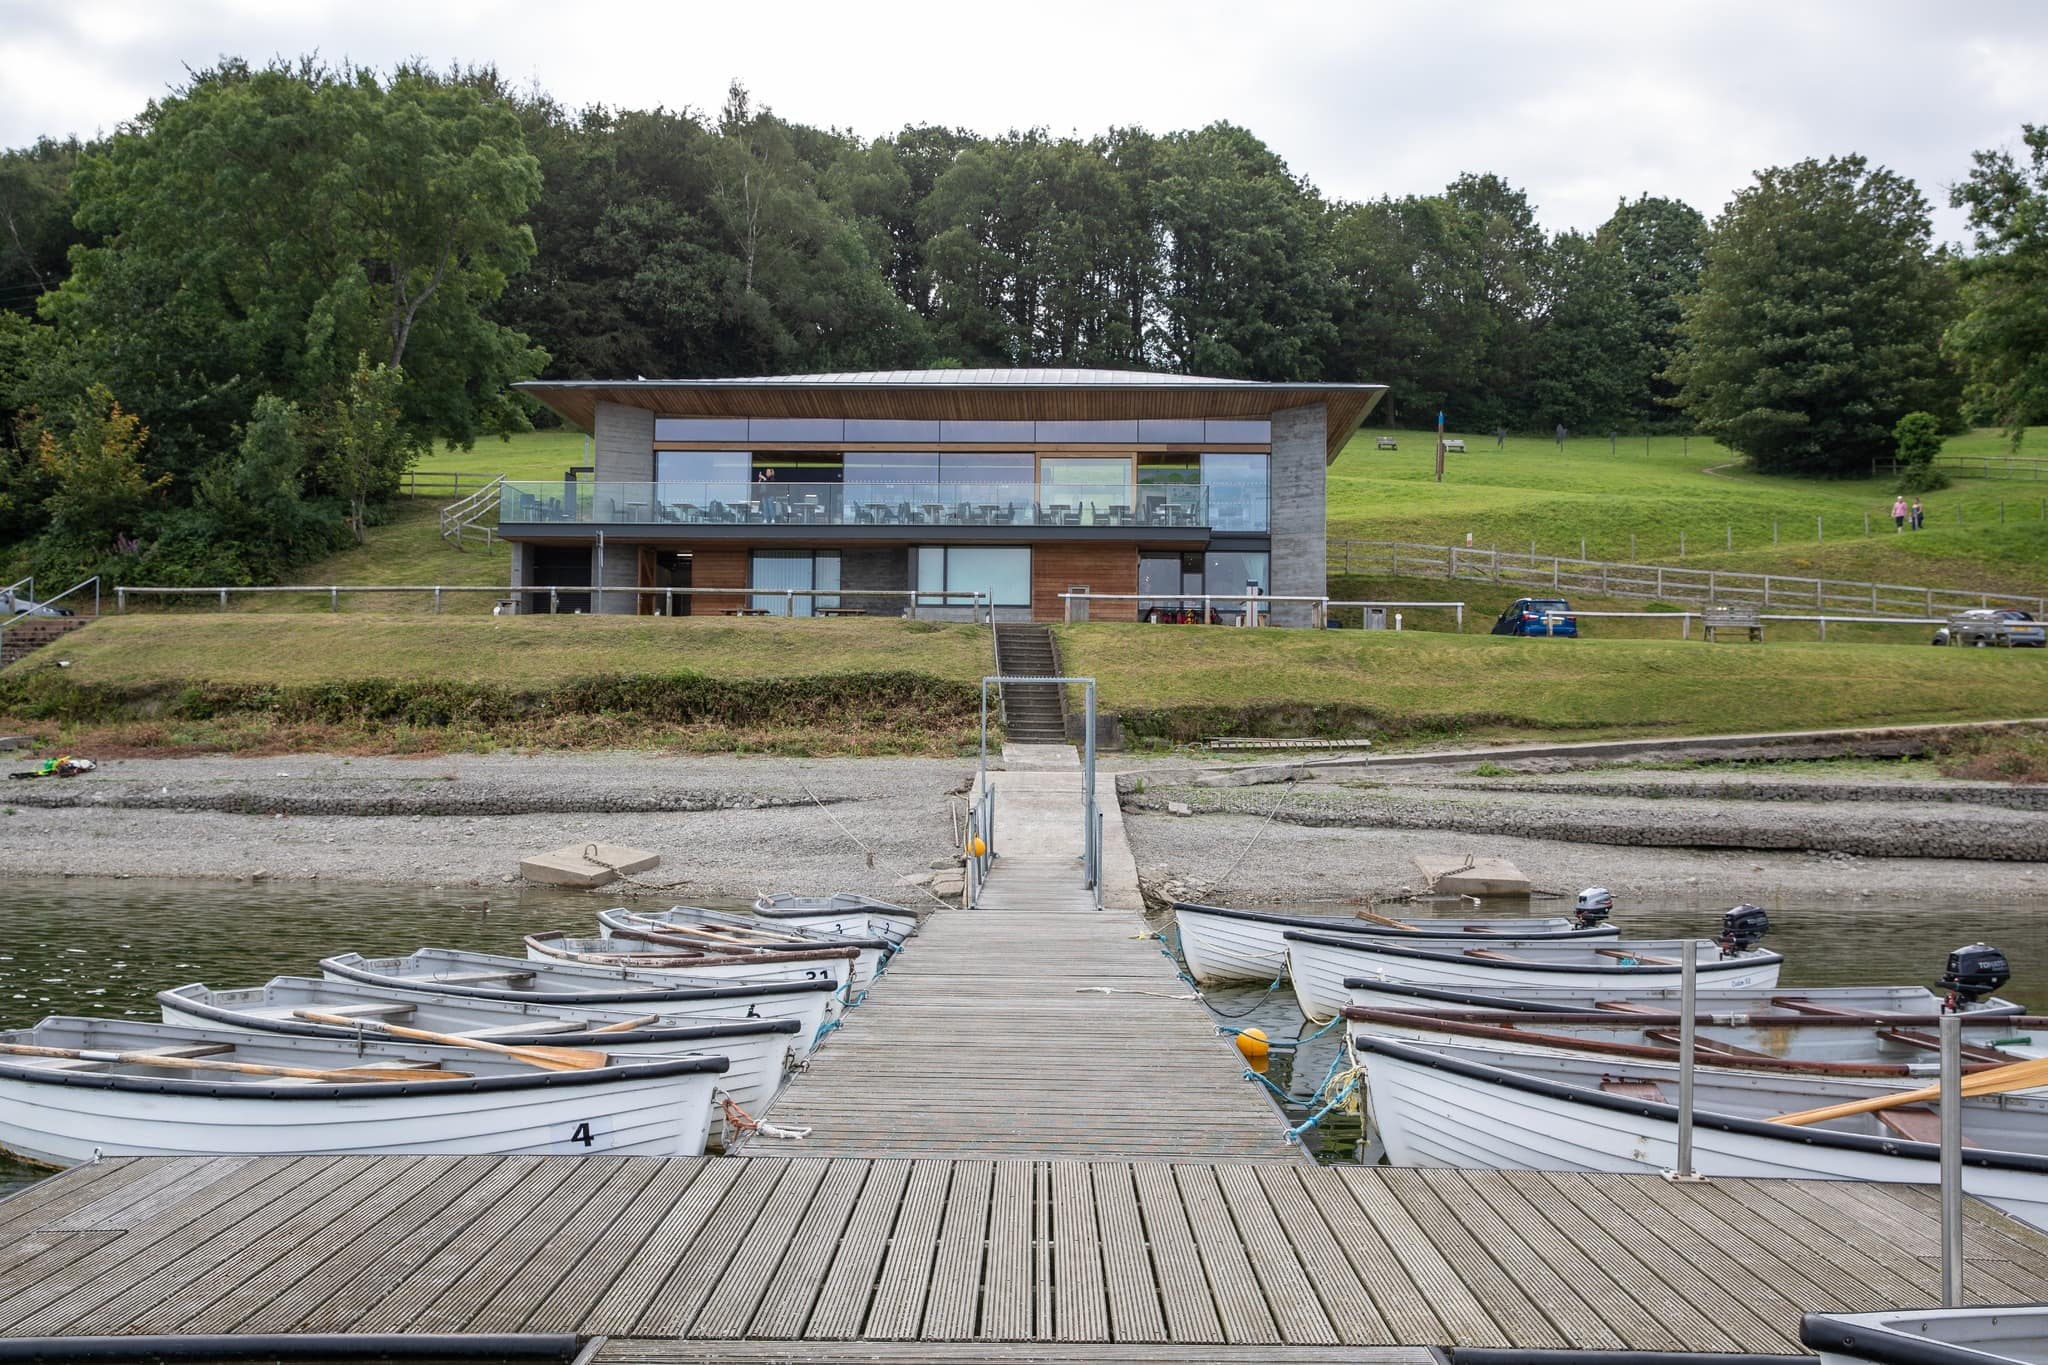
[43,59,545,478]
[1892,410,1949,493]
[1525,231,1641,433]
[1595,194,1708,426]
[318,357,415,544]
[1324,193,1486,425]
[1672,155,1956,476]
[1443,174,1547,425]
[1947,125,2048,443]
[31,382,163,556]
[0,137,90,315]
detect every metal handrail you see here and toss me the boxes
[439,475,507,549]
[0,575,99,657]
[1060,590,1317,626]
[978,674,1098,898]
[1326,599,1467,631]
[114,582,989,622]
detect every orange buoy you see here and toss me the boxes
[1234,1027,1270,1072]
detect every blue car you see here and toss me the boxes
[1491,597,1578,637]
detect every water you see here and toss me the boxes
[1183,894,2048,1163]
[0,876,733,1196]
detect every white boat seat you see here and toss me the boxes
[459,1021,583,1039]
[305,1002,417,1020]
[423,970,535,985]
[1877,1108,1979,1147]
[1875,1027,2014,1065]
[1599,1078,1667,1102]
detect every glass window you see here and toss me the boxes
[655,450,749,513]
[1204,550,1269,623]
[846,452,940,512]
[1035,419,1138,443]
[1137,418,1205,444]
[748,418,844,442]
[655,417,749,442]
[916,546,1031,607]
[845,418,940,442]
[1137,452,1199,484]
[751,550,840,615]
[1202,452,1269,532]
[1205,419,1271,444]
[941,451,1034,504]
[1038,456,1131,525]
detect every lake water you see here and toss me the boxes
[1,878,2043,1188]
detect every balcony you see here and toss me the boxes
[498,480,1268,533]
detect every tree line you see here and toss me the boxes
[0,58,2043,588]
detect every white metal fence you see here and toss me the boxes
[1328,540,2048,618]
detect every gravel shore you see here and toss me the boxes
[1,750,2042,904]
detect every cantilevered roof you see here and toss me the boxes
[516,368,1387,462]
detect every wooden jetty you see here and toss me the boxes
[3,1153,2048,1353]
[742,854,1292,1160]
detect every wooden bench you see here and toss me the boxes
[1703,605,1764,643]
[1375,436,1398,450]
[1441,438,1467,453]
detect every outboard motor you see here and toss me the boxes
[1717,904,1769,957]
[1573,887,1613,929]
[1939,942,2011,1013]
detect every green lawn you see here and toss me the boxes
[417,429,589,481]
[1055,621,2048,744]
[1329,428,2048,596]
[16,615,993,688]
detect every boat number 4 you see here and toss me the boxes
[559,1117,611,1152]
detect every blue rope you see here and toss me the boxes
[1306,1048,1349,1106]
[1241,1067,1293,1103]
[1216,1014,1340,1051]
[813,1017,842,1046]
[1286,1077,1360,1144]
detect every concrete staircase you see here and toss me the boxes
[0,617,91,669]
[992,624,1068,744]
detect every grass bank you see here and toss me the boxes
[1053,622,2048,747]
[1331,428,2048,597]
[0,616,994,757]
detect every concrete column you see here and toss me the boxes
[591,402,653,614]
[1269,403,1327,627]
[507,541,530,613]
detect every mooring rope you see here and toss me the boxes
[1205,777,1304,895]
[792,771,954,911]
[577,843,692,892]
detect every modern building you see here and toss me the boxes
[503,369,1385,624]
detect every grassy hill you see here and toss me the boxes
[1328,428,2048,597]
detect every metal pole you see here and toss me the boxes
[979,682,989,794]
[1941,1011,1964,1308]
[1083,681,1097,886]
[1674,945,1699,1179]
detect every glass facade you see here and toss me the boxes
[916,546,1031,607]
[750,550,840,615]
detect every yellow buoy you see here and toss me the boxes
[1234,1027,1270,1072]
[969,836,987,858]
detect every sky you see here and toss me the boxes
[1,0,2043,243]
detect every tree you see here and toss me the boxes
[1892,410,1949,493]
[1443,174,1547,425]
[42,59,545,479]
[0,137,90,314]
[1672,155,1956,476]
[1595,194,1707,426]
[318,357,414,544]
[1323,194,1486,424]
[1947,125,2048,443]
[1525,231,1641,433]
[31,382,163,557]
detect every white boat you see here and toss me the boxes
[1804,1307,2048,1365]
[1287,924,1784,1024]
[320,949,838,1058]
[596,906,892,989]
[1353,1033,2048,1232]
[1342,978,2026,1019]
[525,932,856,992]
[160,976,803,1113]
[754,892,921,945]
[1345,1005,2048,1076]
[1172,900,1616,986]
[0,1015,728,1167]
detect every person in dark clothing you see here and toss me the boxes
[1554,423,1567,451]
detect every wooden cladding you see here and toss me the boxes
[687,546,750,615]
[1031,543,1138,623]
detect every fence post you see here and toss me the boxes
[1552,558,1559,588]
[219,589,228,612]
[1819,618,1828,642]
[433,587,442,615]
[550,588,559,615]
[1679,530,1685,558]
[784,589,794,618]
[117,588,126,614]
[1708,570,1716,603]
[1816,516,1823,543]
[1926,588,1934,615]
[330,587,339,613]
[1772,520,1778,545]
[1580,538,1586,559]
[1656,566,1664,598]
[1682,614,1691,640]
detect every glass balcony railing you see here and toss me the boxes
[499,480,1269,532]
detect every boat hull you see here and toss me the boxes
[1287,933,1782,1023]
[1358,1037,2048,1231]
[1342,979,2024,1018]
[1172,903,1611,987]
[753,893,919,945]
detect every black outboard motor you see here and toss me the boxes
[1939,942,2011,1013]
[1718,904,1769,957]
[1573,887,1613,929]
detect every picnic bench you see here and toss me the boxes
[1375,436,1398,450]
[1441,438,1467,453]
[722,607,771,617]
[817,607,869,617]
[1703,604,1764,643]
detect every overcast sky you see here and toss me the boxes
[2,0,2042,242]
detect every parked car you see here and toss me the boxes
[0,595,72,618]
[1491,597,1578,637]
[1932,608,2044,648]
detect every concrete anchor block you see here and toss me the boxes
[519,842,660,888]
[1413,853,1530,899]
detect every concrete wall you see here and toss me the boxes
[507,541,529,613]
[590,402,654,613]
[1268,403,1327,626]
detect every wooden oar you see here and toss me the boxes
[588,1014,662,1034]
[0,1041,462,1083]
[292,1010,607,1072]
[1350,908,1417,931]
[1769,1053,2048,1128]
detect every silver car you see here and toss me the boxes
[1932,609,2045,647]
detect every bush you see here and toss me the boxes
[1896,461,1950,494]
[1894,410,1943,464]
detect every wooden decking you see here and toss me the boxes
[743,856,1294,1160]
[4,1154,2048,1350]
